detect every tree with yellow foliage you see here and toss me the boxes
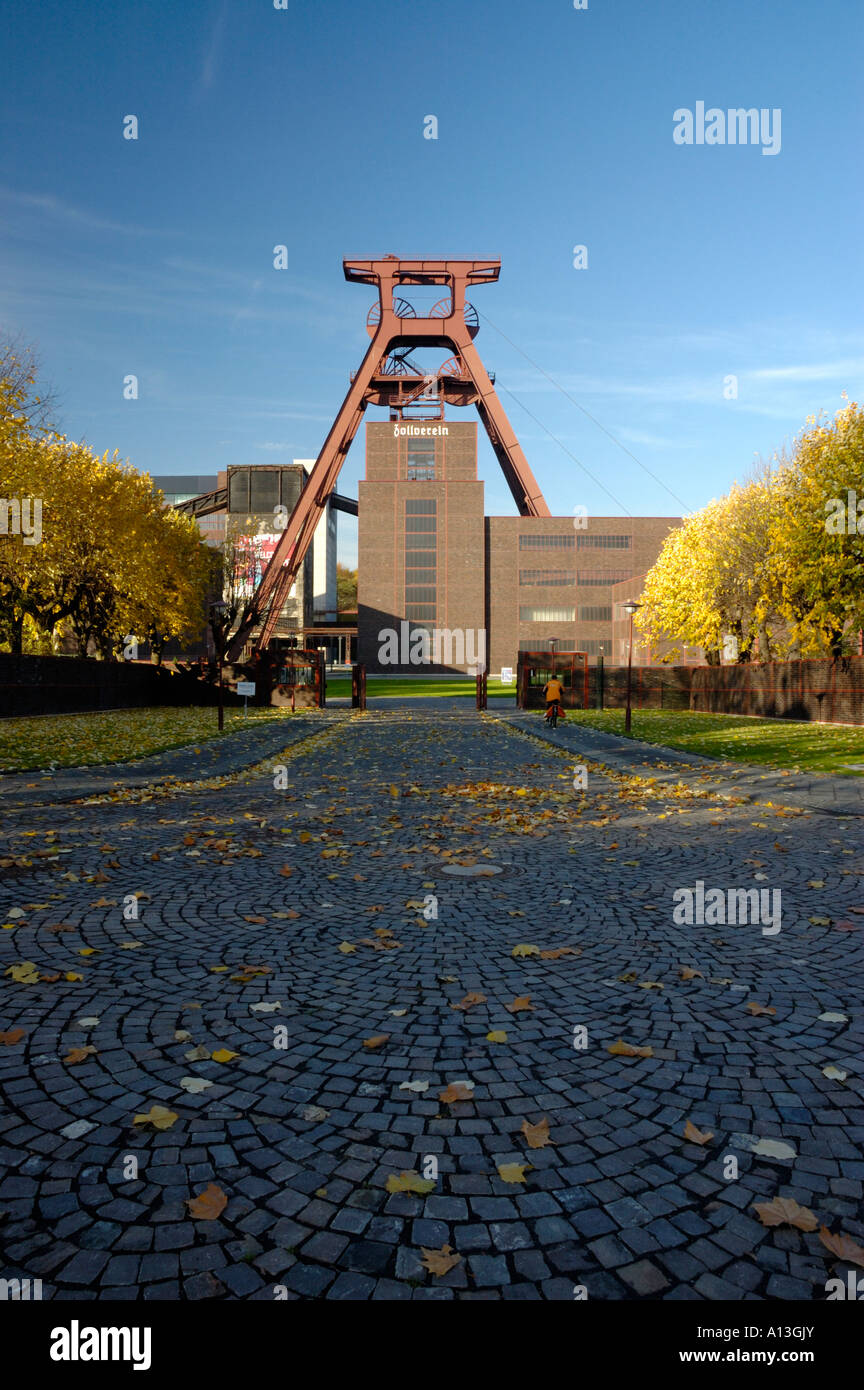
[767,400,864,658]
[1,345,214,658]
[637,401,863,663]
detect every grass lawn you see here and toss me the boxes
[326,676,516,699]
[563,708,864,776]
[0,706,291,774]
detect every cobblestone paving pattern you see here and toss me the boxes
[1,710,863,1300]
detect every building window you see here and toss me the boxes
[519,570,575,587]
[576,534,631,550]
[249,470,280,513]
[405,499,436,623]
[519,534,575,549]
[519,639,581,653]
[228,470,250,512]
[577,569,631,586]
[405,447,436,481]
[519,606,576,622]
[578,606,612,622]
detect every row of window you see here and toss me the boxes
[227,469,302,514]
[519,606,614,623]
[406,499,436,623]
[518,638,607,655]
[518,534,632,550]
[519,607,575,622]
[518,569,633,587]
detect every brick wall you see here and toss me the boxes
[691,659,864,725]
[0,656,239,718]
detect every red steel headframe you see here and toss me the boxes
[227,257,551,658]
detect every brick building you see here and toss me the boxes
[358,421,683,673]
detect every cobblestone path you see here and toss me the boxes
[1,711,863,1300]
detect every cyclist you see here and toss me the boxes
[543,674,565,727]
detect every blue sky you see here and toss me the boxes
[1,0,861,565]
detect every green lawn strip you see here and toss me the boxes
[0,706,292,773]
[563,709,864,776]
[326,677,516,699]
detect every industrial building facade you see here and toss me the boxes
[358,421,682,673]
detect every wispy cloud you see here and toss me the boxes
[198,0,229,94]
[750,360,864,383]
[0,187,168,238]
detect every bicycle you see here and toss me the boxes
[545,701,561,730]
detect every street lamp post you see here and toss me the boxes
[621,601,642,735]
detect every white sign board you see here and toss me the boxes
[236,681,256,696]
[500,667,514,685]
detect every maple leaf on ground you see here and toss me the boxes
[539,947,579,960]
[420,1244,462,1277]
[279,865,293,877]
[186,1183,228,1221]
[607,1038,653,1058]
[752,1197,818,1232]
[5,962,40,984]
[746,1001,777,1017]
[450,992,487,1012]
[679,967,703,980]
[385,1171,436,1195]
[133,1105,178,1131]
[505,996,534,1013]
[486,1030,507,1043]
[439,1082,475,1104]
[511,944,539,958]
[362,1034,390,1050]
[337,942,357,953]
[521,1117,552,1149]
[818,1226,864,1267]
[683,1120,714,1146]
[0,1028,26,1045]
[497,1162,532,1184]
[210,1048,239,1063]
[64,1046,97,1064]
